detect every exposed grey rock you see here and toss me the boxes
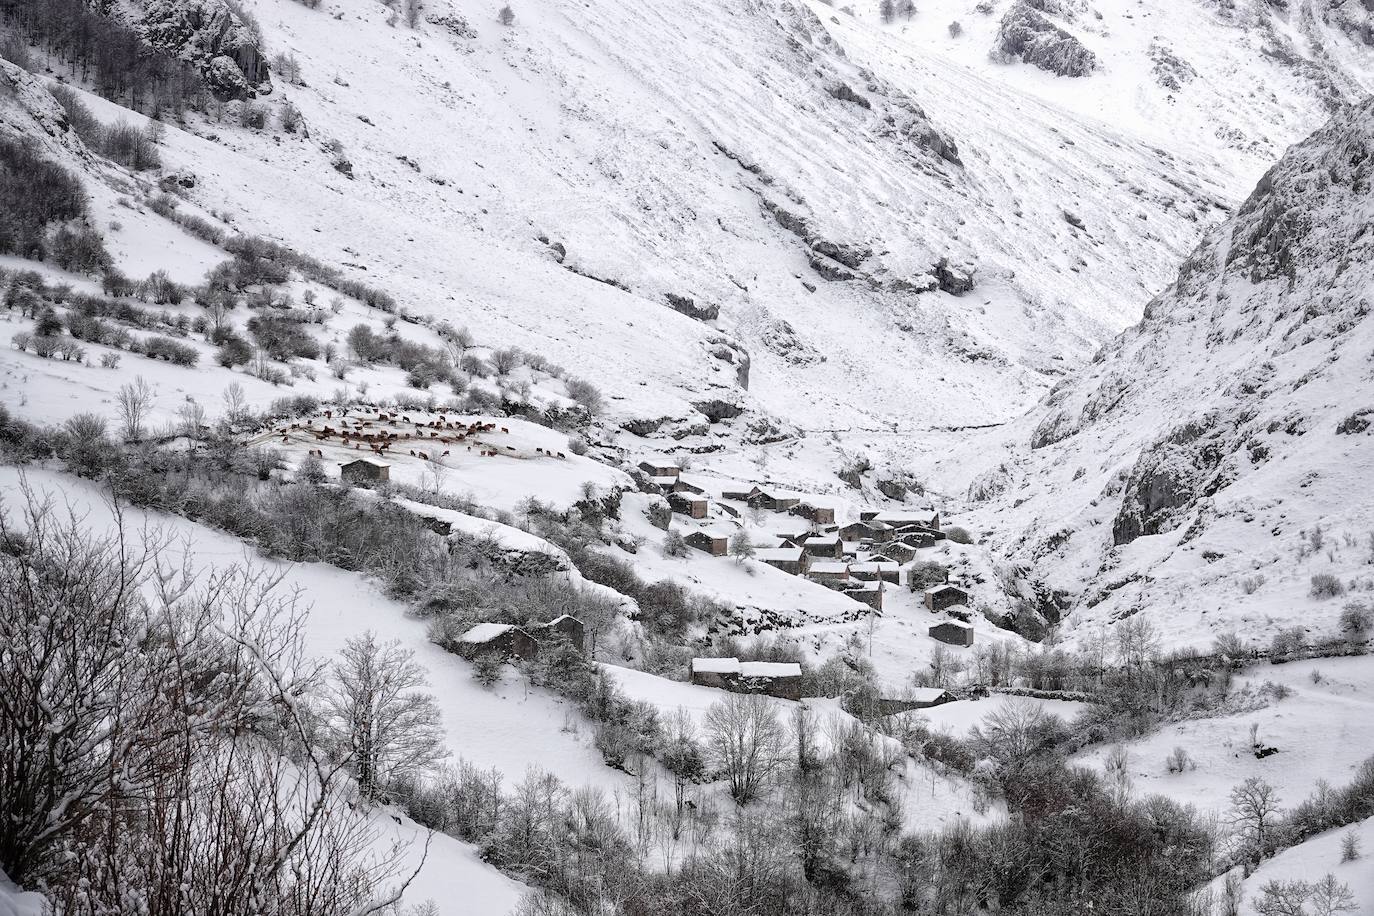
[933,257,976,295]
[1149,41,1197,92]
[761,318,825,366]
[548,241,566,263]
[994,1,1098,77]
[666,292,719,321]
[1111,417,1228,545]
[138,0,271,99]
[827,82,872,109]
[694,397,745,422]
[806,250,861,282]
[762,198,812,238]
[621,415,672,436]
[807,238,871,270]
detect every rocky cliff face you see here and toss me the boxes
[131,0,271,98]
[967,96,1374,648]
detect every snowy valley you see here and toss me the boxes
[1,0,1374,913]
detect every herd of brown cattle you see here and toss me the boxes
[274,410,568,463]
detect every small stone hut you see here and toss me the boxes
[928,620,974,647]
[685,530,729,556]
[924,584,970,612]
[690,658,803,701]
[456,622,539,660]
[340,458,390,484]
[530,615,585,652]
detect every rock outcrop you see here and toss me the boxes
[994,1,1098,77]
[137,0,272,98]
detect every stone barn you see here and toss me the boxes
[685,530,729,556]
[639,460,680,479]
[878,687,954,714]
[340,458,390,484]
[929,621,974,647]
[531,615,584,651]
[839,520,894,544]
[791,502,836,525]
[748,490,801,512]
[876,510,941,531]
[456,622,540,660]
[807,560,850,583]
[924,584,970,612]
[755,547,809,575]
[668,492,708,519]
[803,533,844,558]
[850,561,901,585]
[845,580,884,612]
[690,658,803,701]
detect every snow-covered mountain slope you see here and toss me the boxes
[865,0,1374,180]
[957,94,1374,651]
[76,0,1366,441]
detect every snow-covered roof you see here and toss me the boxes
[740,661,801,678]
[851,561,898,571]
[649,475,679,486]
[909,687,950,703]
[691,658,800,678]
[846,581,881,592]
[927,584,967,595]
[809,561,849,574]
[340,457,389,468]
[756,547,805,562]
[874,510,937,524]
[932,620,973,632]
[460,622,516,643]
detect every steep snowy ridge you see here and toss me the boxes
[963,96,1374,650]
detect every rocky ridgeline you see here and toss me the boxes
[993,95,1374,599]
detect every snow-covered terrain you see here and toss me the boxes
[955,93,1374,652]
[4,0,1374,908]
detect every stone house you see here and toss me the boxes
[530,615,585,651]
[878,687,954,714]
[875,510,941,531]
[845,580,884,612]
[668,492,708,519]
[690,658,803,701]
[685,530,729,556]
[839,520,895,543]
[924,584,970,611]
[803,533,845,558]
[748,490,801,512]
[456,622,540,660]
[340,458,390,484]
[807,561,850,583]
[876,542,919,564]
[721,485,763,501]
[850,561,901,585]
[755,546,809,575]
[639,460,680,479]
[791,502,836,525]
[929,620,974,647]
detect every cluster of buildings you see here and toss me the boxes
[639,458,980,648]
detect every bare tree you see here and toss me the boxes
[1229,776,1282,862]
[222,381,251,428]
[498,3,515,25]
[115,374,154,440]
[0,487,421,912]
[1310,874,1359,916]
[703,693,787,805]
[321,631,449,800]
